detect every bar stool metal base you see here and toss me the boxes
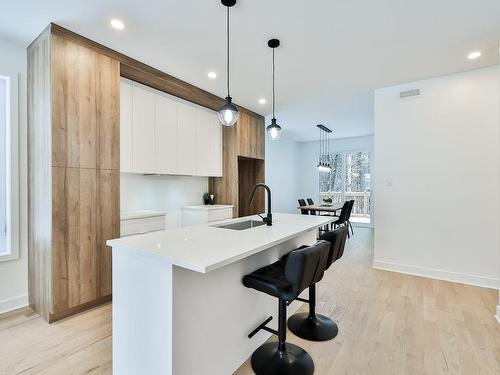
[287,312,339,341]
[251,342,314,375]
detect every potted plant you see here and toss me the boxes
[203,192,210,205]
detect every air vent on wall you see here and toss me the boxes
[399,88,421,99]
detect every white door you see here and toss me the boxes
[132,83,155,173]
[120,79,133,173]
[177,102,197,175]
[155,92,178,174]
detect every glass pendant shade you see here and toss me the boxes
[217,96,239,127]
[266,118,282,140]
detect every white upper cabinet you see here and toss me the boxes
[120,79,133,173]
[132,82,156,173]
[155,92,178,174]
[177,101,197,175]
[120,78,222,177]
[208,112,223,177]
[194,108,211,176]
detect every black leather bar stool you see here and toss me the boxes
[242,241,331,375]
[287,227,348,341]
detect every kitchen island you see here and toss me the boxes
[107,213,334,375]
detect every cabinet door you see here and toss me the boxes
[195,108,211,176]
[209,113,223,177]
[120,78,133,172]
[177,101,197,175]
[52,167,98,312]
[155,92,178,174]
[132,83,155,173]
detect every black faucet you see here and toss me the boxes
[248,183,272,226]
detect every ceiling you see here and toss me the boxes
[2,0,500,141]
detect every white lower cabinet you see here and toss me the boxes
[120,211,167,236]
[120,78,222,177]
[182,205,233,227]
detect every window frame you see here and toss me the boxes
[319,148,373,226]
[0,71,19,262]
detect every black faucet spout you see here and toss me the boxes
[248,183,272,226]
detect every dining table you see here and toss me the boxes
[297,203,344,215]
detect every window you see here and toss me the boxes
[320,150,371,224]
[0,73,19,261]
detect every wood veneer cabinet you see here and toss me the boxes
[28,26,119,322]
[209,112,265,218]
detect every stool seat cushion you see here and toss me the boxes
[242,260,295,300]
[243,241,330,301]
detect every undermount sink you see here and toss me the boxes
[213,220,266,230]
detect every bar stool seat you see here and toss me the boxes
[243,240,330,375]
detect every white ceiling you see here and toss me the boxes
[2,0,500,141]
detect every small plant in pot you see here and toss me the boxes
[323,197,332,204]
[203,192,210,205]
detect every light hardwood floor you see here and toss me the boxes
[1,228,499,374]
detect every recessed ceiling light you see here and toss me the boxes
[110,18,125,30]
[467,51,481,60]
[258,98,266,104]
[207,71,217,79]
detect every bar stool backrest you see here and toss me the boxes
[284,240,330,297]
[319,227,348,269]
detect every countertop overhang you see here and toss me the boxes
[107,213,335,273]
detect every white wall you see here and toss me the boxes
[265,135,301,213]
[374,65,500,289]
[120,174,208,229]
[0,37,28,313]
[297,136,374,206]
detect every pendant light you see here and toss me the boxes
[218,0,239,127]
[317,124,332,172]
[266,39,282,140]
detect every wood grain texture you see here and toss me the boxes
[52,167,98,312]
[97,169,120,297]
[96,54,120,170]
[52,34,98,169]
[209,113,265,217]
[238,157,265,217]
[28,28,120,322]
[3,229,500,374]
[27,25,52,322]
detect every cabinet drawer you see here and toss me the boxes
[207,208,233,223]
[120,216,166,236]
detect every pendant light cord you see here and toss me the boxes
[272,48,276,118]
[226,6,230,97]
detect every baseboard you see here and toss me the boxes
[373,260,499,289]
[496,305,500,325]
[0,294,28,314]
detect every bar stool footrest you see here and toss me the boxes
[247,316,276,339]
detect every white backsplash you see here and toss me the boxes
[120,173,208,228]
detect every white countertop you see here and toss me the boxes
[107,213,334,273]
[121,210,167,220]
[182,204,234,211]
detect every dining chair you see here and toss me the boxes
[306,198,317,215]
[346,200,355,236]
[298,199,308,215]
[334,201,351,237]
